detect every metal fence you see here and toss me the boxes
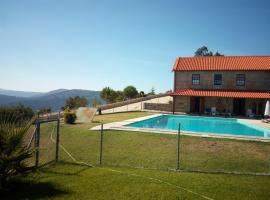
[58,123,270,175]
[26,117,60,169]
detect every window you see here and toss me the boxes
[214,74,222,85]
[192,74,200,85]
[236,74,245,86]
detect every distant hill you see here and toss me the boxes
[0,89,104,111]
[33,89,68,97]
[0,88,43,97]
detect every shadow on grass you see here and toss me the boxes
[1,178,69,200]
[40,161,92,176]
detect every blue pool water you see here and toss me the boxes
[126,115,270,138]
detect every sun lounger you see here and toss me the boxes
[204,108,211,115]
[262,118,270,123]
[211,107,216,116]
[246,109,255,118]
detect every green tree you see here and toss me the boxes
[195,46,212,56]
[139,91,146,97]
[37,107,51,115]
[0,105,34,123]
[214,51,224,56]
[148,87,155,95]
[116,90,125,102]
[123,85,138,99]
[194,46,224,57]
[0,111,33,189]
[100,87,118,104]
[63,96,88,110]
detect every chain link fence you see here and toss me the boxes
[25,118,60,169]
[57,122,270,175]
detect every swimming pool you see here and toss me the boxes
[126,115,270,138]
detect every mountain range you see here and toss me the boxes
[0,88,104,111]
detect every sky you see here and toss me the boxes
[0,0,270,93]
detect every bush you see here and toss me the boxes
[0,111,33,189]
[64,111,77,124]
[0,105,34,123]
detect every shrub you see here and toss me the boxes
[0,112,33,189]
[64,111,77,124]
[0,105,34,123]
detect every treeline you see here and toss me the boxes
[0,104,35,122]
[100,85,155,104]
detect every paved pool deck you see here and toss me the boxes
[90,114,270,142]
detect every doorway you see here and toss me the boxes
[194,97,200,113]
[233,98,246,115]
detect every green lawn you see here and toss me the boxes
[3,111,270,199]
[3,163,270,200]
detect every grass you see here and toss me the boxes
[3,111,270,199]
[3,162,270,200]
[58,112,270,173]
[93,111,154,123]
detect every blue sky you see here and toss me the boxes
[0,0,270,93]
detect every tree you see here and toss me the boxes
[37,107,51,115]
[115,90,125,102]
[123,85,138,99]
[100,87,118,104]
[0,105,34,123]
[148,87,155,95]
[63,96,88,110]
[139,91,146,97]
[195,46,212,56]
[214,51,224,56]
[0,111,33,189]
[194,46,223,57]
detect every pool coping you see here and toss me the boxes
[90,114,270,142]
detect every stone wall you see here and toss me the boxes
[174,96,190,113]
[143,103,172,112]
[175,70,270,91]
[98,93,170,111]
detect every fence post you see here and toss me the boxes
[55,114,60,162]
[176,123,180,170]
[99,124,103,166]
[35,119,40,168]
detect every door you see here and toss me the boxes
[194,97,200,113]
[233,98,246,115]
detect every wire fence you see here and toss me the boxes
[56,122,270,175]
[25,118,60,169]
[26,117,270,176]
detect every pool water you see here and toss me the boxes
[126,115,270,138]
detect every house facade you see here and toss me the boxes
[170,56,270,116]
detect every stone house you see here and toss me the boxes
[170,56,270,116]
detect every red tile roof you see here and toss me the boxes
[173,56,270,71]
[170,89,270,99]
